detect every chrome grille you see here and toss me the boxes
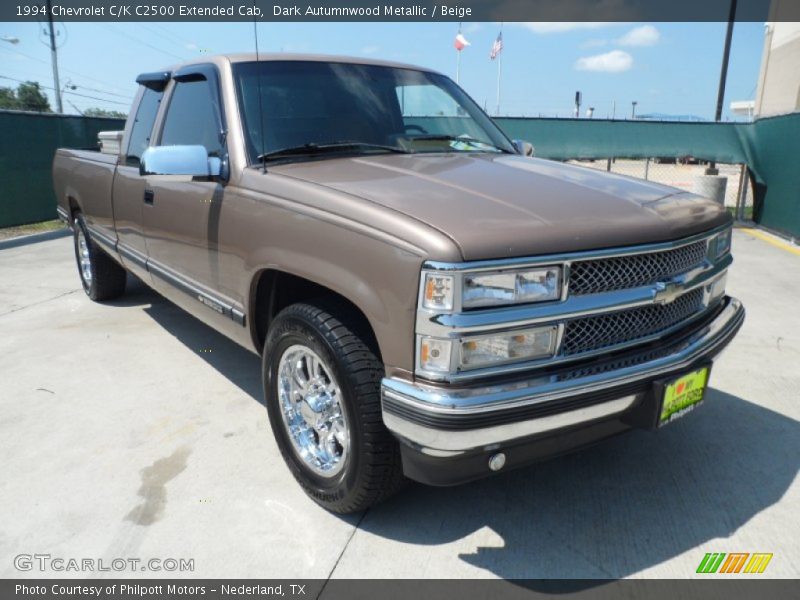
[561,288,705,356]
[568,240,708,295]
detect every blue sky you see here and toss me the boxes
[0,21,764,120]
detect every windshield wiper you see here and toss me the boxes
[407,134,512,153]
[257,141,410,163]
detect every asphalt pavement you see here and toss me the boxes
[1,228,797,580]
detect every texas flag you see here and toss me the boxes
[454,33,471,51]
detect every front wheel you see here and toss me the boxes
[263,301,406,513]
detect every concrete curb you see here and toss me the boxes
[0,228,70,251]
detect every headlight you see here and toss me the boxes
[461,325,558,369]
[710,228,732,259]
[463,266,561,309]
[418,337,453,373]
[421,273,454,311]
[419,325,558,376]
[707,272,727,304]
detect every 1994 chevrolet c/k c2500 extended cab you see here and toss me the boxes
[53,54,744,513]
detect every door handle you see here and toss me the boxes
[143,189,154,205]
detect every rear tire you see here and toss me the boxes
[263,301,406,513]
[73,213,126,301]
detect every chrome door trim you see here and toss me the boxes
[147,258,246,326]
[87,223,246,327]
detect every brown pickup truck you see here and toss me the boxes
[53,54,744,513]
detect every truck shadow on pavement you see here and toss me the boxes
[120,276,264,401]
[362,390,799,584]
[122,278,799,584]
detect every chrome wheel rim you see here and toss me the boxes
[76,224,92,285]
[277,345,349,477]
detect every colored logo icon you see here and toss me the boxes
[696,552,773,574]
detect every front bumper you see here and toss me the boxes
[381,296,744,484]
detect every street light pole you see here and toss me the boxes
[44,0,63,113]
[631,101,638,119]
[707,0,738,175]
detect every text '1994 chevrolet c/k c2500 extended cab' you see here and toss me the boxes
[53,54,744,513]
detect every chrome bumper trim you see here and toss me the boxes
[56,206,70,226]
[382,296,744,455]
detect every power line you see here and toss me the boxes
[62,81,132,100]
[102,24,187,61]
[0,74,131,106]
[148,23,197,47]
[62,90,130,106]
[137,23,196,52]
[0,44,133,95]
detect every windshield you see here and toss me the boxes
[232,60,516,164]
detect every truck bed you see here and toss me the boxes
[52,148,119,233]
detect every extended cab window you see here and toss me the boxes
[125,87,162,167]
[159,79,223,157]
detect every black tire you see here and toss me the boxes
[263,301,406,513]
[73,213,127,301]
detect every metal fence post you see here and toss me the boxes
[736,164,749,221]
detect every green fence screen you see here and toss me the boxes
[496,114,800,239]
[1,110,798,239]
[0,110,125,228]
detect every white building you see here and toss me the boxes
[754,2,800,116]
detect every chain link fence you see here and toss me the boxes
[567,158,754,220]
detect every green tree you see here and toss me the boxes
[84,107,127,119]
[16,81,51,112]
[0,87,19,110]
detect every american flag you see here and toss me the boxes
[490,32,503,60]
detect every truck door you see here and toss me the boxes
[141,66,237,323]
[112,84,163,282]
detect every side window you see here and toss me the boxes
[125,87,162,167]
[159,79,223,157]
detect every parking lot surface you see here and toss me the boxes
[1,228,798,580]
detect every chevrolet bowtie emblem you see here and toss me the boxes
[654,280,684,305]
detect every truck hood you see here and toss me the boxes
[272,154,730,261]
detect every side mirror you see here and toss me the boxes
[513,139,535,157]
[139,145,222,180]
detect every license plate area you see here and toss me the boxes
[658,366,710,426]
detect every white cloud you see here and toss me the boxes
[463,23,482,34]
[361,45,380,55]
[617,25,660,47]
[519,22,614,34]
[575,50,633,73]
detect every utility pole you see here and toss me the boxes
[707,0,737,175]
[45,0,63,113]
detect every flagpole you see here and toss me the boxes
[494,24,503,116]
[456,21,461,84]
[496,53,502,116]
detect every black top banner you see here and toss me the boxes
[4,0,800,22]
